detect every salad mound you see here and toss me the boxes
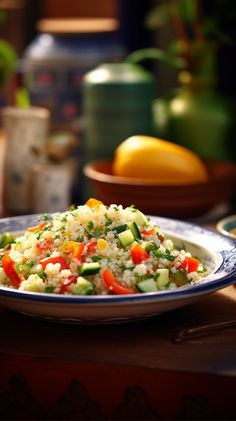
[0,199,208,295]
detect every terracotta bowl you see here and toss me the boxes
[83,160,236,219]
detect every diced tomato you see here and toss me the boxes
[131,244,149,264]
[176,256,200,272]
[60,276,77,294]
[141,228,156,236]
[1,254,24,288]
[36,238,53,254]
[27,222,46,233]
[86,241,97,255]
[68,242,85,261]
[102,268,136,295]
[85,198,103,208]
[40,256,69,271]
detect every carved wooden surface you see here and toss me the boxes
[0,284,236,419]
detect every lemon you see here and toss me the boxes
[113,136,208,184]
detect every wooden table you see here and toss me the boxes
[0,283,236,420]
[1,131,236,419]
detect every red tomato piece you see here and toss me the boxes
[141,228,156,236]
[1,254,24,288]
[36,238,53,254]
[102,268,136,295]
[177,256,200,272]
[40,256,69,271]
[131,244,149,264]
[86,241,97,255]
[60,276,77,294]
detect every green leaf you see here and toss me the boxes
[168,40,184,55]
[15,87,31,108]
[126,48,186,69]
[145,3,173,29]
[0,39,17,86]
[178,0,197,24]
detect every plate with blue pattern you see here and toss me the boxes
[0,214,235,324]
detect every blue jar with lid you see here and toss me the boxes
[22,18,126,130]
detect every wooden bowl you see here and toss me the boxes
[83,160,236,219]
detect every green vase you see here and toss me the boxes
[153,71,236,161]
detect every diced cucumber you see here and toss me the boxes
[170,271,189,287]
[128,221,141,240]
[80,262,101,276]
[156,268,170,289]
[133,210,148,227]
[0,232,15,248]
[118,229,134,247]
[142,241,157,252]
[137,278,158,293]
[70,277,94,295]
[113,224,128,234]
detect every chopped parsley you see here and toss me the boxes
[24,260,34,268]
[36,214,51,222]
[38,272,47,280]
[105,214,113,230]
[91,228,102,238]
[120,264,136,271]
[86,221,102,238]
[87,221,94,230]
[69,204,77,211]
[153,248,175,262]
[76,235,84,242]
[91,255,103,262]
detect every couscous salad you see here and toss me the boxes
[0,199,207,295]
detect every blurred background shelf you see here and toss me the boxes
[0,0,236,217]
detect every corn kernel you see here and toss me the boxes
[97,239,108,251]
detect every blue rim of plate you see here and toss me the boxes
[0,214,236,305]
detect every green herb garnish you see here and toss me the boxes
[38,272,47,280]
[91,255,103,262]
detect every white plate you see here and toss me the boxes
[0,215,236,324]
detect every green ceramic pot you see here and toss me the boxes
[153,71,236,161]
[82,63,155,161]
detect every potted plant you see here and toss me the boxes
[126,0,236,161]
[0,9,17,104]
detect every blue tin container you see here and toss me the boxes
[23,19,126,128]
